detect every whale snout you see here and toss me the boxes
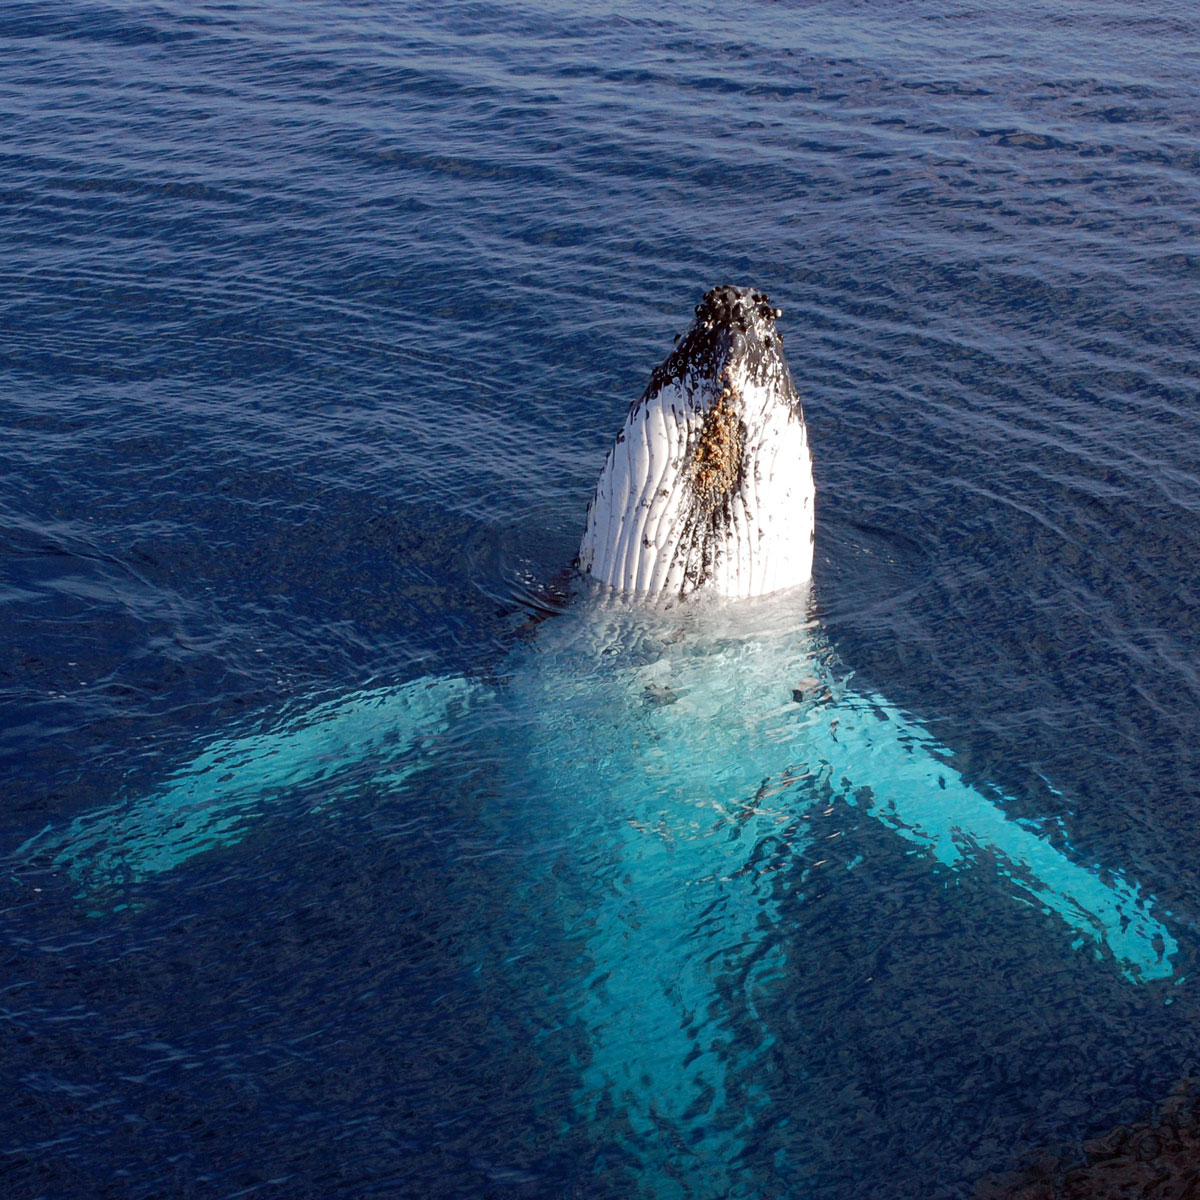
[694,284,780,328]
[680,286,784,379]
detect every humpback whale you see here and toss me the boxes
[15,286,1178,1198]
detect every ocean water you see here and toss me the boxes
[2,1,1199,1197]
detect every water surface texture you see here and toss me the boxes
[3,2,1199,1197]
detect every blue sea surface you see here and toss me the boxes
[2,1,1199,1196]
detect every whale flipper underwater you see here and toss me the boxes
[15,287,1178,1197]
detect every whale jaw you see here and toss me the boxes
[577,285,815,601]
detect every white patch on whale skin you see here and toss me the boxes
[579,289,815,601]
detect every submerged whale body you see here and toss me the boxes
[15,287,1179,1198]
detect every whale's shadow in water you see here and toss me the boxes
[14,580,1180,1198]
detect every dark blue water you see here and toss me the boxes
[3,1,1199,1196]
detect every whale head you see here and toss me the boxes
[578,285,815,601]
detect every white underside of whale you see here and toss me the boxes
[22,595,1174,988]
[12,587,1178,1197]
[578,372,816,599]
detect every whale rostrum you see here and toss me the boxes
[579,285,815,599]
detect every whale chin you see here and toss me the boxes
[577,284,815,601]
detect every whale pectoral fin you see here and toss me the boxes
[16,673,479,895]
[810,688,1178,984]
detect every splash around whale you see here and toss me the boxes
[13,286,1180,1199]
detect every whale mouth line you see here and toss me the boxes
[577,285,815,601]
